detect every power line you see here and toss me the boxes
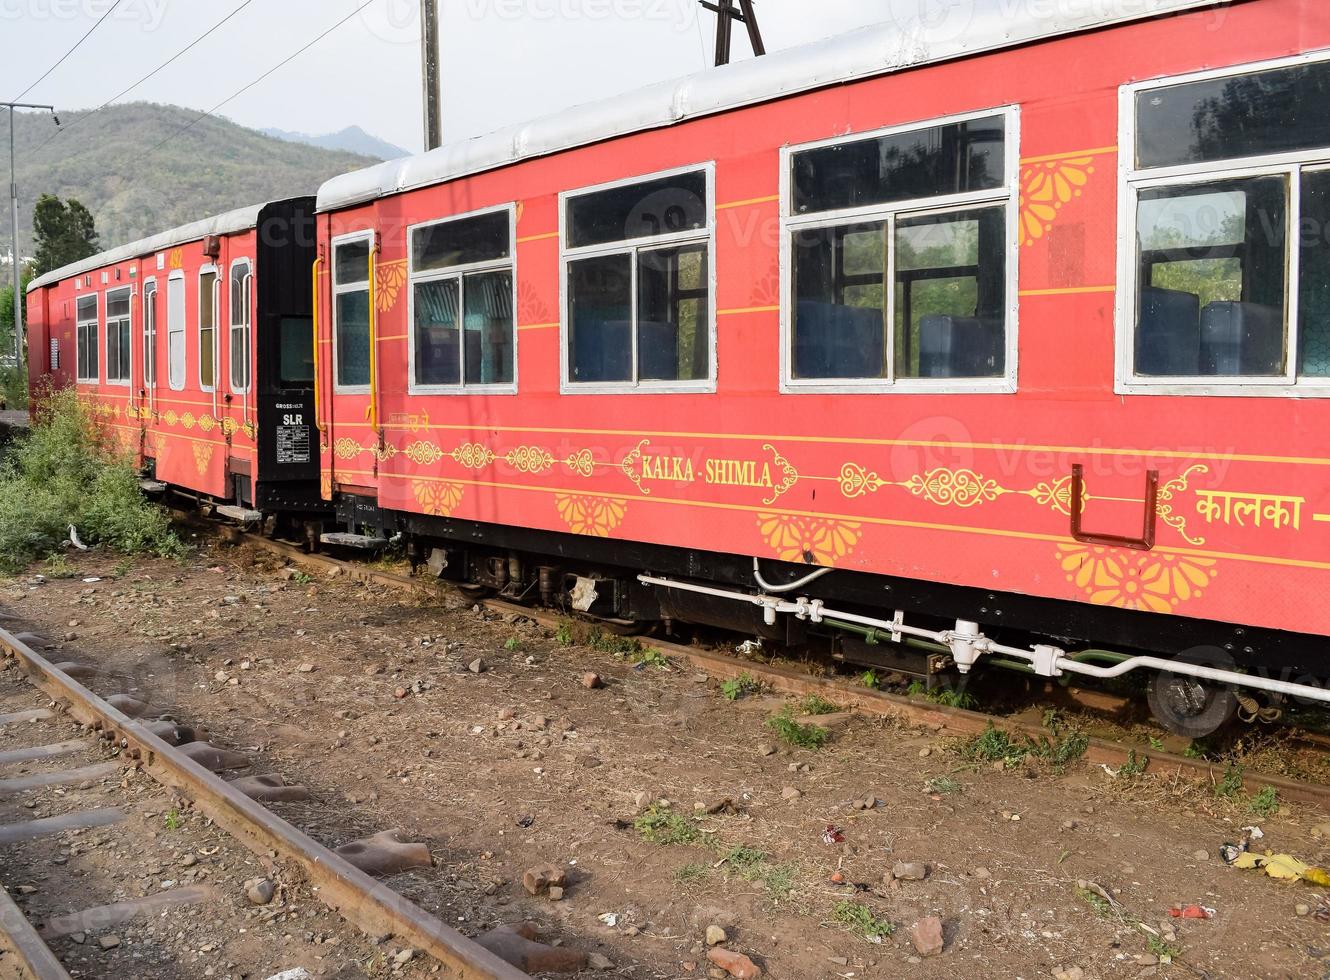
[142,0,379,159]
[32,0,257,155]
[10,0,126,103]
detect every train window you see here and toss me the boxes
[199,269,218,392]
[76,294,98,382]
[279,316,315,387]
[230,260,252,393]
[167,273,185,390]
[793,114,1006,216]
[105,287,132,384]
[562,167,714,390]
[142,280,157,388]
[1122,54,1330,393]
[408,208,515,391]
[785,110,1016,389]
[333,236,372,389]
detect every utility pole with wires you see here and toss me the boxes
[421,0,442,151]
[4,101,58,365]
[700,0,765,67]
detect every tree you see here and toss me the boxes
[31,194,100,278]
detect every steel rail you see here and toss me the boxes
[0,625,528,980]
[195,520,1330,812]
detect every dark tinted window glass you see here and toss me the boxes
[1134,175,1288,376]
[335,239,371,285]
[895,207,1006,379]
[1299,170,1330,377]
[569,253,632,382]
[77,296,97,321]
[568,171,707,248]
[638,244,709,381]
[336,290,372,387]
[464,271,514,385]
[791,221,888,379]
[412,211,510,272]
[107,290,130,318]
[1137,60,1330,170]
[414,278,461,386]
[279,316,314,386]
[793,115,1005,215]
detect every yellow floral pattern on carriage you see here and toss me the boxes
[903,467,1004,508]
[1019,156,1096,247]
[757,513,862,567]
[1056,544,1216,613]
[192,442,214,476]
[412,481,464,517]
[556,494,628,537]
[403,441,446,466]
[375,259,408,314]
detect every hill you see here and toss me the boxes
[260,125,408,161]
[1,103,381,257]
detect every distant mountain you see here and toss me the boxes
[261,125,408,161]
[1,103,382,256]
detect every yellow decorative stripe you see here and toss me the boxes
[1019,285,1116,297]
[387,472,1330,573]
[717,194,780,211]
[1020,145,1117,165]
[517,231,559,244]
[718,305,780,316]
[1316,514,1330,523]
[518,321,560,331]
[376,333,408,342]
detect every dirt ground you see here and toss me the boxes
[2,537,1330,980]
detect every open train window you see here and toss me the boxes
[408,206,515,392]
[105,286,132,384]
[332,234,372,390]
[783,109,1017,392]
[230,259,252,393]
[1121,52,1330,394]
[76,294,98,383]
[561,165,714,392]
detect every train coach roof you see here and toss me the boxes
[27,203,266,292]
[317,0,1229,213]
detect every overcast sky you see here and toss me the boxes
[1,0,895,155]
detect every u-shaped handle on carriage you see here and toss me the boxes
[1069,463,1159,552]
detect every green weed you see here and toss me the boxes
[924,775,961,795]
[799,693,839,716]
[554,620,575,646]
[1075,885,1114,918]
[631,647,671,668]
[42,554,77,579]
[1215,764,1244,799]
[1249,785,1279,818]
[673,862,711,885]
[960,724,1026,766]
[634,805,701,846]
[766,707,830,750]
[164,808,182,831]
[1118,750,1149,779]
[1033,730,1090,772]
[859,670,881,690]
[720,847,798,896]
[503,637,523,652]
[1146,933,1183,961]
[833,900,895,940]
[907,679,977,710]
[0,389,184,574]
[721,672,762,702]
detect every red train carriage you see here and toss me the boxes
[26,199,324,521]
[307,0,1330,734]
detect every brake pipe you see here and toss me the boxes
[636,574,1330,706]
[752,557,833,593]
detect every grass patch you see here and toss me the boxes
[673,862,711,885]
[1249,785,1279,817]
[634,804,701,846]
[1076,884,1114,918]
[925,775,961,795]
[1032,730,1090,773]
[833,900,895,940]
[554,619,575,646]
[0,388,184,574]
[907,679,978,710]
[959,722,1091,773]
[1215,764,1244,799]
[960,724,1027,766]
[721,672,763,702]
[1118,750,1149,779]
[766,706,830,750]
[164,808,183,831]
[503,637,523,652]
[859,670,881,690]
[799,693,839,716]
[631,647,671,668]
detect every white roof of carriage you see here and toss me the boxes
[28,203,266,291]
[317,0,1227,212]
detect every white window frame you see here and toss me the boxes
[167,271,186,391]
[104,285,133,386]
[331,230,374,395]
[559,162,718,395]
[229,258,253,394]
[407,203,518,396]
[198,264,220,394]
[1117,48,1330,397]
[142,277,157,389]
[76,293,98,383]
[778,105,1021,395]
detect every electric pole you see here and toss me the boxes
[4,101,56,367]
[421,0,442,151]
[700,0,765,67]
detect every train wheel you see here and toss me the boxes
[1147,652,1239,738]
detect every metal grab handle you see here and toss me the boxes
[1070,463,1159,551]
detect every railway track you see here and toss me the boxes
[0,620,528,979]
[202,518,1330,814]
